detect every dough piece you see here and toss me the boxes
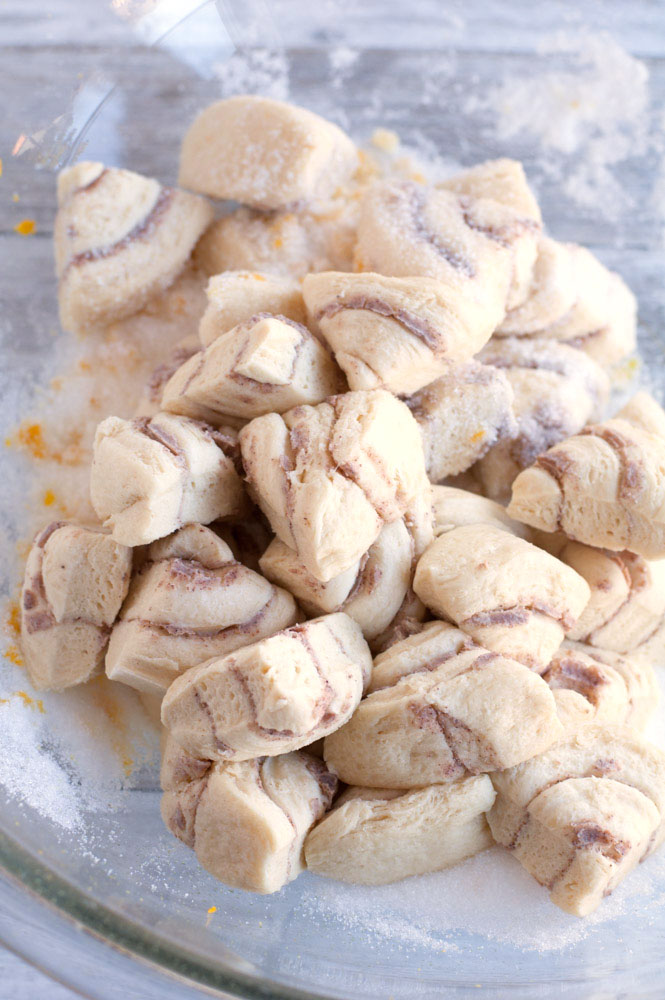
[406,362,516,479]
[259,519,414,645]
[161,613,372,761]
[162,315,344,425]
[135,334,201,418]
[488,725,665,915]
[431,485,532,540]
[438,158,542,224]
[55,162,213,334]
[507,400,665,558]
[21,522,132,691]
[194,200,356,280]
[199,271,306,347]
[413,524,590,672]
[303,272,504,395]
[239,390,431,582]
[324,621,562,788]
[355,180,540,313]
[475,338,610,502]
[558,542,665,653]
[90,412,246,546]
[618,390,665,438]
[105,524,298,696]
[179,96,357,209]
[499,240,637,366]
[543,643,658,733]
[161,736,337,893]
[304,776,495,885]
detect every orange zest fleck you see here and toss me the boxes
[6,602,20,638]
[78,360,92,373]
[410,171,426,184]
[12,193,19,203]
[207,906,217,914]
[470,429,486,444]
[0,158,3,178]
[273,238,283,249]
[43,489,56,507]
[14,219,36,236]
[16,422,46,459]
[4,646,23,667]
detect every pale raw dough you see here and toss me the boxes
[413,524,590,672]
[239,389,431,582]
[199,271,306,347]
[324,621,563,788]
[304,776,495,885]
[489,725,665,916]
[431,485,533,540]
[90,412,246,546]
[161,612,372,761]
[179,96,358,209]
[21,522,132,690]
[161,736,337,893]
[438,158,542,224]
[55,162,213,334]
[105,524,298,696]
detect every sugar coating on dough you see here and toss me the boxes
[179,96,358,209]
[508,397,665,558]
[55,162,213,334]
[304,776,495,885]
[161,736,337,893]
[431,485,533,540]
[105,524,298,696]
[90,412,246,546]
[406,361,516,480]
[324,620,563,788]
[438,158,542,224]
[489,725,665,915]
[161,612,372,761]
[413,524,590,672]
[239,389,431,582]
[199,271,306,347]
[161,314,344,425]
[21,522,132,691]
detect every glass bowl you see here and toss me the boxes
[2,2,665,997]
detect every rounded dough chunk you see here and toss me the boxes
[161,612,372,761]
[194,201,357,280]
[543,643,658,733]
[303,271,503,395]
[355,180,540,314]
[438,158,542,224]
[178,96,358,209]
[406,362,516,480]
[162,314,344,426]
[507,397,665,558]
[324,621,562,788]
[20,522,132,691]
[105,524,298,696]
[161,737,337,893]
[431,485,533,540]
[55,162,213,335]
[199,271,306,347]
[413,524,590,672]
[304,776,495,885]
[90,412,246,546]
[475,338,609,502]
[488,725,665,916]
[239,389,431,582]
[558,542,665,654]
[259,519,414,644]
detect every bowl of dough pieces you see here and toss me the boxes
[4,2,665,998]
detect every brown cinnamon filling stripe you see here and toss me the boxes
[579,425,646,500]
[404,184,476,277]
[66,186,175,269]
[318,295,444,353]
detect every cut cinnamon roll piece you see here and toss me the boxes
[508,393,665,558]
[20,522,132,691]
[413,524,590,672]
[134,334,201,419]
[55,162,213,334]
[488,725,665,916]
[324,621,562,789]
[474,337,610,502]
[431,485,533,540]
[161,314,344,426]
[161,735,337,894]
[90,412,246,546]
[160,612,372,762]
[198,271,306,347]
[105,524,298,696]
[304,776,495,885]
[302,272,507,395]
[179,96,358,209]
[239,389,431,582]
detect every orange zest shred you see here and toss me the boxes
[4,646,23,667]
[16,422,46,459]
[43,489,56,507]
[14,219,36,236]
[0,158,3,177]
[273,238,283,249]
[207,906,217,914]
[470,429,486,444]
[12,193,19,203]
[6,602,20,637]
